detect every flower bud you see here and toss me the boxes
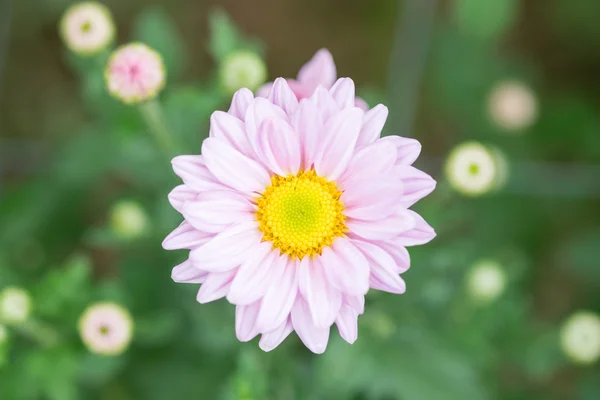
[0,287,32,325]
[488,80,538,132]
[445,141,506,196]
[109,200,149,240]
[60,2,115,56]
[79,302,134,356]
[466,259,506,304]
[106,43,166,104]
[220,51,267,94]
[560,311,600,365]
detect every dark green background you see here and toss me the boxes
[1,0,599,399]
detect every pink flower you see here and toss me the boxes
[258,49,369,110]
[164,78,436,353]
[105,43,166,104]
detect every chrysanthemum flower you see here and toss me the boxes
[445,141,505,196]
[79,302,133,356]
[105,43,166,104]
[221,50,267,94]
[163,77,436,353]
[488,80,538,132]
[109,200,149,240]
[60,2,115,56]
[466,259,506,304]
[258,49,368,110]
[560,311,600,365]
[0,287,32,325]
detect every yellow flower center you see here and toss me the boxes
[256,170,346,259]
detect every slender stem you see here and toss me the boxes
[138,99,176,156]
[386,0,437,137]
[14,319,60,348]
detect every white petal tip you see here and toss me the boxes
[308,343,328,354]
[341,335,357,345]
[258,341,277,352]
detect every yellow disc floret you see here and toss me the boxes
[256,170,346,259]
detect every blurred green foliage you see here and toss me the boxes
[1,1,599,400]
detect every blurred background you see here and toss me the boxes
[1,0,600,399]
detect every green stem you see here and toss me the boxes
[14,319,60,348]
[386,0,437,136]
[138,99,176,156]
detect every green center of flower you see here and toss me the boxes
[81,21,92,33]
[468,163,480,175]
[256,170,346,259]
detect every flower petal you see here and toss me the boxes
[235,301,261,342]
[336,304,358,344]
[354,97,369,111]
[376,239,411,273]
[297,257,342,329]
[202,138,270,194]
[341,177,403,221]
[339,140,397,187]
[268,78,299,115]
[353,240,406,294]
[292,99,322,169]
[209,111,253,157]
[182,190,254,233]
[256,83,272,98]
[190,221,261,272]
[357,104,388,148]
[322,238,370,295]
[329,78,355,109]
[168,185,197,213]
[255,255,298,332]
[347,208,416,241]
[171,155,225,192]
[227,242,276,305]
[395,211,436,246]
[344,294,365,315]
[196,268,237,303]
[308,86,339,123]
[162,221,213,250]
[245,98,288,156]
[395,165,437,207]
[259,318,293,352]
[314,107,363,181]
[171,259,208,283]
[255,117,301,176]
[297,48,337,91]
[228,88,254,120]
[380,135,422,166]
[291,297,330,354]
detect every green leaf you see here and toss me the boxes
[187,299,238,353]
[558,229,600,288]
[34,254,92,318]
[79,353,128,387]
[208,9,264,62]
[519,328,564,380]
[135,310,181,346]
[314,328,490,400]
[24,346,80,400]
[232,348,269,399]
[163,85,225,150]
[52,128,117,185]
[454,0,520,42]
[0,343,8,369]
[133,7,187,80]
